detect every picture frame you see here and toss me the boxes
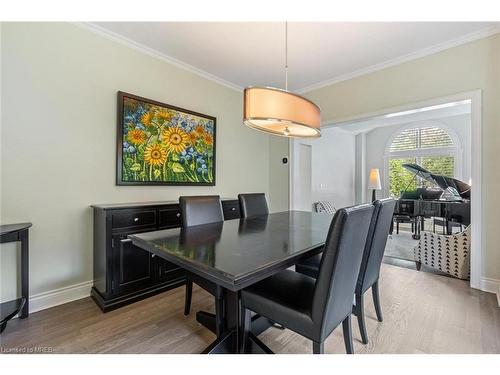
[116,91,216,186]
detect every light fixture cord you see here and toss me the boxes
[285,21,288,91]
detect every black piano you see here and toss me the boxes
[392,163,471,240]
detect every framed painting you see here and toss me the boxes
[117,91,216,186]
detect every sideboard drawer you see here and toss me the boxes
[111,209,157,230]
[222,200,241,220]
[159,206,182,228]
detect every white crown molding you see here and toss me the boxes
[296,24,500,94]
[72,23,499,97]
[73,22,244,93]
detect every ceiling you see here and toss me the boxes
[91,22,499,92]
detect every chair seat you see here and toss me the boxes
[241,269,317,341]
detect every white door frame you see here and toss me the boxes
[289,90,482,290]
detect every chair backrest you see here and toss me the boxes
[314,201,336,214]
[179,195,224,227]
[356,198,396,294]
[311,204,374,340]
[238,193,269,218]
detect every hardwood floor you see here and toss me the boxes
[1,264,499,354]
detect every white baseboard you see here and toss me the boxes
[479,277,500,307]
[7,276,499,317]
[28,280,93,314]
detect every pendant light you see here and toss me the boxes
[243,22,321,138]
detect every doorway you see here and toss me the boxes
[289,90,482,290]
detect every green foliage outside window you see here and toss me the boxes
[388,126,456,197]
[389,158,417,197]
[421,156,455,186]
[389,156,455,197]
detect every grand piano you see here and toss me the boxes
[392,163,471,240]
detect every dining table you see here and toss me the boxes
[128,210,332,354]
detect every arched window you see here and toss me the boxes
[385,124,460,197]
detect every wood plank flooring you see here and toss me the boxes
[1,264,499,354]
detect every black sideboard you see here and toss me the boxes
[91,199,241,312]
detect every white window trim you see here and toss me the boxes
[383,120,464,197]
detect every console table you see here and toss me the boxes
[0,223,31,334]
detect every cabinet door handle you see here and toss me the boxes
[133,217,139,222]
[231,207,236,211]
[176,213,181,218]
[120,238,132,243]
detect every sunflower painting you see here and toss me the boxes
[117,92,216,185]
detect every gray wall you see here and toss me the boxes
[0,23,287,303]
[268,137,290,213]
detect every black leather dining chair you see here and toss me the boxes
[240,204,374,354]
[180,195,224,227]
[295,198,396,344]
[238,193,282,330]
[179,196,224,322]
[238,193,269,218]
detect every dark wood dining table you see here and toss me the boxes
[128,210,332,354]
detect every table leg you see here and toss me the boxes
[196,311,217,334]
[201,331,235,354]
[223,289,240,352]
[202,329,273,354]
[195,285,226,336]
[246,332,274,354]
[20,229,29,319]
[200,289,241,353]
[196,286,273,336]
[199,288,275,354]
